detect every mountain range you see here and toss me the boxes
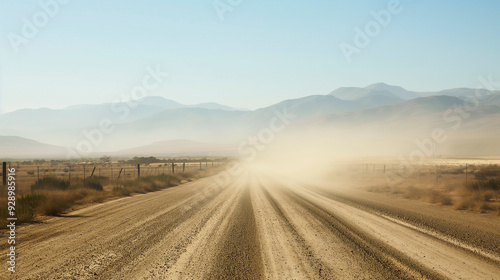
[1,83,499,158]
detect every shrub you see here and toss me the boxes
[429,190,453,205]
[441,168,464,174]
[454,197,475,210]
[478,202,493,213]
[483,191,494,202]
[37,190,74,216]
[113,186,131,196]
[468,179,499,191]
[391,187,403,195]
[31,176,69,191]
[404,186,424,199]
[476,165,500,178]
[83,179,104,191]
[17,193,45,222]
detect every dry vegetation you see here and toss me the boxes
[348,162,500,215]
[0,161,226,226]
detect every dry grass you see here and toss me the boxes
[0,164,227,226]
[349,163,500,214]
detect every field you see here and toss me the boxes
[0,158,225,226]
[334,158,500,215]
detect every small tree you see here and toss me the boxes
[100,156,111,163]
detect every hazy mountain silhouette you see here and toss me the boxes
[1,85,499,157]
[0,136,67,158]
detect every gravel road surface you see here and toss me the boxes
[1,167,499,279]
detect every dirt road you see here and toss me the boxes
[1,167,499,279]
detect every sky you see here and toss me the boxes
[0,0,499,112]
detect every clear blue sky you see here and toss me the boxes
[1,0,499,112]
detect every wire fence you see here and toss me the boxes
[1,160,221,194]
[346,162,500,187]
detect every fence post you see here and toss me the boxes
[436,165,439,187]
[118,168,123,178]
[83,165,86,185]
[2,162,6,186]
[183,162,185,172]
[137,164,141,178]
[90,166,96,178]
[172,163,175,174]
[465,163,468,184]
[69,168,71,185]
[37,166,40,190]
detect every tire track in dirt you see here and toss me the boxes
[281,186,439,279]
[253,171,391,279]
[263,171,500,280]
[259,186,334,279]
[313,186,500,257]
[205,180,264,279]
[151,175,246,279]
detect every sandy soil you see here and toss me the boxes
[1,167,499,279]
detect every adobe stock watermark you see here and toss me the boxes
[7,0,71,53]
[339,0,403,63]
[66,65,169,159]
[213,0,243,21]
[180,108,296,212]
[386,75,500,186]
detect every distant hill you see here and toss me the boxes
[250,93,403,122]
[116,139,237,157]
[329,83,499,102]
[329,83,417,100]
[1,84,499,157]
[0,136,68,158]
[189,102,248,111]
[287,95,500,156]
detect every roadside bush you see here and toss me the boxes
[73,188,107,204]
[31,176,69,191]
[37,190,75,216]
[483,191,494,202]
[468,179,499,191]
[476,165,500,178]
[17,193,45,221]
[113,185,131,196]
[404,186,425,199]
[454,197,475,210]
[429,190,453,205]
[441,168,464,175]
[83,178,104,191]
